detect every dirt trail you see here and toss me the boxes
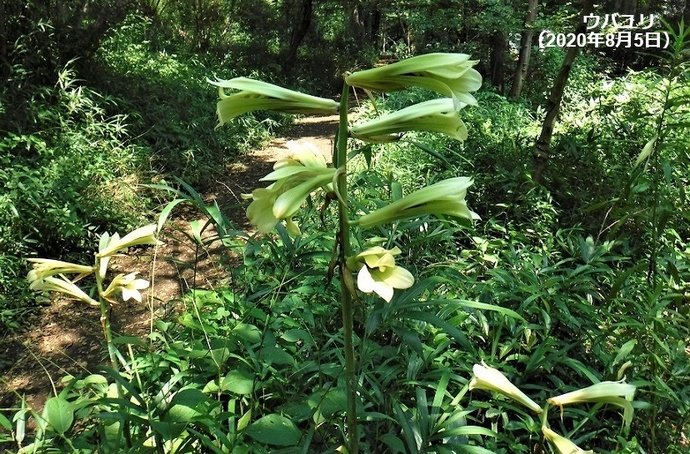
[0,114,339,426]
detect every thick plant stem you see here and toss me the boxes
[336,82,358,454]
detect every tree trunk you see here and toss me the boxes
[285,0,313,68]
[509,0,539,99]
[532,0,593,183]
[489,31,507,94]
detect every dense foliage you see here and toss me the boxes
[1,0,689,453]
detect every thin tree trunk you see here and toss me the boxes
[509,0,539,99]
[489,31,507,94]
[532,0,593,183]
[285,0,313,68]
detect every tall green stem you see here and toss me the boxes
[95,259,132,447]
[95,264,119,370]
[336,82,358,453]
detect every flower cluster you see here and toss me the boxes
[469,362,636,454]
[346,53,481,144]
[27,225,159,306]
[347,246,414,302]
[245,141,336,234]
[345,53,482,110]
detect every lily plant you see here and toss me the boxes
[28,224,161,369]
[468,361,637,453]
[213,53,481,453]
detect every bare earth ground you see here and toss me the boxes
[0,115,338,430]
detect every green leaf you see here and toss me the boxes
[167,389,217,423]
[43,397,74,434]
[441,299,526,322]
[380,433,407,453]
[634,136,656,168]
[233,323,262,343]
[157,198,186,231]
[405,139,450,165]
[259,345,294,365]
[613,340,637,366]
[244,414,301,446]
[0,412,12,431]
[281,329,315,347]
[222,370,255,395]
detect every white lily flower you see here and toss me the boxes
[345,53,482,109]
[358,177,479,229]
[347,246,414,302]
[350,98,468,143]
[102,272,150,303]
[209,77,339,126]
[469,362,542,414]
[542,427,594,454]
[29,276,99,306]
[97,224,161,258]
[27,258,94,282]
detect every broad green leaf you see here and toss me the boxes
[167,389,217,423]
[244,414,301,446]
[259,345,294,365]
[281,329,315,347]
[44,397,73,434]
[233,323,262,343]
[222,370,255,395]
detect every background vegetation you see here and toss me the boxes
[1,0,688,452]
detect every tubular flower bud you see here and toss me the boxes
[345,53,482,110]
[246,141,336,233]
[542,427,593,454]
[210,77,339,126]
[97,224,161,258]
[547,380,636,426]
[350,99,468,143]
[547,381,636,407]
[347,246,414,302]
[469,362,542,414]
[358,177,479,229]
[29,276,99,306]
[27,259,94,282]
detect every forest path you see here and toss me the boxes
[0,114,339,430]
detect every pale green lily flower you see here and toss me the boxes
[102,272,150,303]
[246,141,336,233]
[345,53,482,109]
[548,380,636,406]
[97,224,161,258]
[350,98,468,143]
[27,258,94,282]
[548,380,636,426]
[210,77,339,126]
[469,362,543,414]
[347,246,414,302]
[358,177,479,229]
[542,427,593,454]
[29,276,99,306]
